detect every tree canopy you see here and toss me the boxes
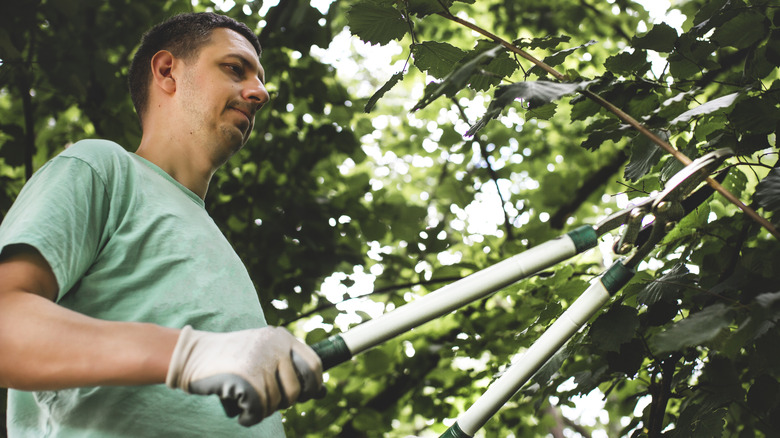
[1,0,779,437]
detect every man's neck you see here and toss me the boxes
[135,135,216,200]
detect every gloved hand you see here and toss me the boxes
[166,325,323,427]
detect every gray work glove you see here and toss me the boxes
[166,325,323,427]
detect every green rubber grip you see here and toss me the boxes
[601,261,635,295]
[567,225,598,253]
[439,422,471,438]
[311,335,352,371]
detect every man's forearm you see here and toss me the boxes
[0,290,179,390]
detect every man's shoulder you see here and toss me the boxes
[54,139,139,182]
[34,139,140,192]
[61,139,132,163]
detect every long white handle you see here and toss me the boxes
[341,229,593,355]
[310,226,598,371]
[456,261,634,435]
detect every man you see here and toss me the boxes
[0,12,322,437]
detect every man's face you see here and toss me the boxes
[177,28,269,163]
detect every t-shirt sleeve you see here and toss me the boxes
[0,154,110,301]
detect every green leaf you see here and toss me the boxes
[589,305,639,353]
[226,215,248,232]
[362,348,392,375]
[0,27,22,60]
[669,92,740,126]
[347,1,408,45]
[627,93,660,120]
[637,264,692,306]
[412,41,466,79]
[766,30,780,66]
[692,407,727,438]
[352,409,384,431]
[570,96,601,121]
[538,172,572,208]
[650,303,732,354]
[406,0,452,17]
[529,40,597,76]
[644,300,679,327]
[466,80,593,136]
[722,314,773,358]
[711,10,769,49]
[605,338,645,375]
[633,23,678,52]
[660,142,697,185]
[735,133,771,156]
[581,124,627,151]
[668,55,701,79]
[469,49,518,92]
[745,45,776,81]
[532,344,570,385]
[668,33,718,79]
[604,49,650,77]
[721,166,748,199]
[527,102,557,120]
[624,132,668,182]
[747,374,780,415]
[570,364,608,396]
[412,45,503,112]
[365,72,404,113]
[305,328,329,345]
[0,125,26,167]
[361,217,389,240]
[730,97,780,135]
[673,402,727,438]
[755,168,780,213]
[690,0,730,34]
[514,34,571,51]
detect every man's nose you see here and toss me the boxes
[243,77,270,111]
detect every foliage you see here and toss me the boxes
[1,0,779,437]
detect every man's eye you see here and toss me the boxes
[226,64,243,75]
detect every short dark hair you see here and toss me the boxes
[128,12,261,124]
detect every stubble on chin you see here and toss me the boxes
[211,125,246,166]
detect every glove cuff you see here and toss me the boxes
[165,325,197,391]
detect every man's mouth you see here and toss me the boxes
[228,107,253,135]
[230,107,251,121]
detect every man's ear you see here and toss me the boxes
[150,50,177,95]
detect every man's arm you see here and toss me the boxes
[0,244,323,427]
[0,244,179,390]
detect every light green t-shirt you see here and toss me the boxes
[0,139,285,437]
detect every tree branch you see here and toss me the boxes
[647,353,681,438]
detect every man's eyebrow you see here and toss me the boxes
[223,53,265,83]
